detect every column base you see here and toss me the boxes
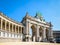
[25,35,31,42]
[33,36,36,42]
[36,37,40,42]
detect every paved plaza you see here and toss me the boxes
[0,42,60,45]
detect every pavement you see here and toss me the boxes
[0,42,60,45]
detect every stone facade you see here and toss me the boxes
[22,12,53,42]
[0,12,53,42]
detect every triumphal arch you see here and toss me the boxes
[0,12,53,42]
[22,12,53,42]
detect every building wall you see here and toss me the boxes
[53,31,60,43]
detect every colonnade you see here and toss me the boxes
[0,17,23,40]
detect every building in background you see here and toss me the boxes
[0,12,53,42]
[53,30,60,43]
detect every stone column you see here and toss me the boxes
[28,22,31,42]
[12,24,13,33]
[26,21,29,35]
[1,18,2,30]
[1,18,3,37]
[21,27,22,34]
[26,21,31,42]
[42,27,46,41]
[36,25,39,42]
[5,21,7,31]
[48,28,53,39]
[51,30,53,38]
[18,26,19,34]
[33,36,35,42]
[15,25,16,33]
[21,27,22,41]
[9,23,10,32]
[25,21,29,41]
[9,22,11,38]
[5,21,7,38]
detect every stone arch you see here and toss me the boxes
[39,26,43,41]
[29,24,36,41]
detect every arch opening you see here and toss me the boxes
[29,25,36,41]
[39,27,43,41]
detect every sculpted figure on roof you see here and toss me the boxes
[35,12,45,21]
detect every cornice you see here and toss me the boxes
[0,13,24,27]
[25,15,50,26]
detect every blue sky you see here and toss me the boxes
[0,0,60,30]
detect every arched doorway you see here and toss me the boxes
[29,25,36,41]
